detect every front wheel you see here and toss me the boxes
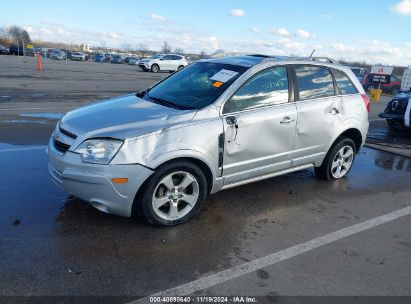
[134,161,207,226]
[151,64,159,73]
[315,138,356,180]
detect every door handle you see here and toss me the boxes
[330,107,340,115]
[280,117,295,124]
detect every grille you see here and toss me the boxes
[59,126,77,139]
[53,139,70,153]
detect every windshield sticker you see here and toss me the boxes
[212,81,224,88]
[210,69,239,83]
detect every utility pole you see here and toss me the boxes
[22,39,26,63]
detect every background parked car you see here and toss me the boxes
[9,45,34,56]
[94,53,105,62]
[0,45,10,55]
[71,52,86,61]
[50,50,66,60]
[379,92,411,130]
[128,57,141,65]
[349,66,368,83]
[139,53,188,72]
[362,73,401,95]
[110,54,125,64]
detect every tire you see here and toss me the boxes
[387,119,404,131]
[134,161,208,226]
[314,137,356,180]
[151,64,159,73]
[177,65,184,70]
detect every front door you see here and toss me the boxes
[222,66,297,185]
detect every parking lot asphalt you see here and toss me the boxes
[0,55,411,301]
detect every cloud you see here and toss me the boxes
[250,27,260,33]
[297,29,311,39]
[149,13,167,22]
[23,26,35,33]
[40,28,53,36]
[229,9,245,17]
[321,14,332,19]
[271,28,291,36]
[391,0,411,15]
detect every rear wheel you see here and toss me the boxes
[177,65,184,70]
[151,64,159,73]
[315,138,356,180]
[134,161,207,226]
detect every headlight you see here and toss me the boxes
[75,139,123,164]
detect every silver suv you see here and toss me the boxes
[48,55,369,226]
[139,53,188,73]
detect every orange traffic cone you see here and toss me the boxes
[37,51,43,72]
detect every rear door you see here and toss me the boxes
[291,65,340,166]
[171,55,182,70]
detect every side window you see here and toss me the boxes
[173,55,182,60]
[294,65,335,100]
[390,76,399,82]
[332,69,358,95]
[223,66,289,113]
[163,55,172,60]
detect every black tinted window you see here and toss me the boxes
[172,55,182,60]
[332,69,358,95]
[295,66,335,100]
[163,55,172,60]
[224,66,289,113]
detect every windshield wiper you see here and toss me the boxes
[147,93,196,110]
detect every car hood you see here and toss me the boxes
[60,94,197,140]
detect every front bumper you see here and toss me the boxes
[379,112,404,120]
[47,137,154,217]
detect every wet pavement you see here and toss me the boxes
[1,55,411,301]
[1,145,411,298]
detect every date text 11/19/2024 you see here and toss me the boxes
[149,296,257,303]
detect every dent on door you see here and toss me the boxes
[222,105,297,184]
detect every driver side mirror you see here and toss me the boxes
[160,58,165,61]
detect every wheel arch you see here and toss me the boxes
[131,156,215,217]
[329,128,363,153]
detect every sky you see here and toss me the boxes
[1,0,411,65]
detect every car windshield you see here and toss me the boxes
[145,61,248,109]
[151,54,162,59]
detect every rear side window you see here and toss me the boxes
[294,65,335,100]
[223,66,289,113]
[332,69,358,95]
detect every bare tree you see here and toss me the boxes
[161,41,171,53]
[8,25,31,44]
[0,27,12,45]
[121,42,132,53]
[136,43,150,57]
[199,51,207,59]
[174,47,184,55]
[213,49,225,55]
